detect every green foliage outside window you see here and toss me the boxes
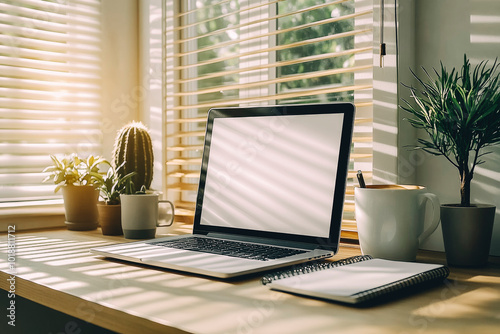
[192,0,355,106]
[276,0,355,103]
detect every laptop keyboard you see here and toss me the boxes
[150,237,307,261]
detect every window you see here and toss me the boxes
[164,0,373,239]
[0,1,102,206]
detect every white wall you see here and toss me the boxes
[101,0,140,159]
[372,0,419,186]
[139,0,164,193]
[372,0,400,185]
[407,0,500,255]
[101,0,164,193]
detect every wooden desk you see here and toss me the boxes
[1,225,500,334]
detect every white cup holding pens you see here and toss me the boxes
[354,171,441,262]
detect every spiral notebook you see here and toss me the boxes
[262,256,449,305]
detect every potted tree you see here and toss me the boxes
[402,55,500,266]
[43,154,108,231]
[94,163,136,235]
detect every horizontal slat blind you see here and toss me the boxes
[0,0,102,202]
[165,0,373,238]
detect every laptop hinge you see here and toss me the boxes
[205,232,318,250]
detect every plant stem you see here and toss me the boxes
[460,169,471,207]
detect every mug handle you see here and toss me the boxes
[157,200,175,227]
[418,192,440,245]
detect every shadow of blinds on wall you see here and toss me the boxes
[0,0,102,205]
[164,0,373,240]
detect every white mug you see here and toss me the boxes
[120,194,175,239]
[354,185,440,261]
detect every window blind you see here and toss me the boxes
[0,0,102,203]
[164,0,373,239]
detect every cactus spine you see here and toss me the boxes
[112,122,154,190]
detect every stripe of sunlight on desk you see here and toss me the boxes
[0,230,285,333]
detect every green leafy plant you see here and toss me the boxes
[42,154,109,193]
[97,163,137,205]
[122,180,147,195]
[401,55,500,207]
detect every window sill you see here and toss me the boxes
[0,200,65,232]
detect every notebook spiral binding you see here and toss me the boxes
[261,255,374,285]
[352,265,450,303]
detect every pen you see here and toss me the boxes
[357,170,366,188]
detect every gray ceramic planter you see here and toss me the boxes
[440,204,495,267]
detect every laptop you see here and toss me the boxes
[91,103,355,278]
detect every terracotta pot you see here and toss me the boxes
[97,203,123,235]
[61,185,99,231]
[440,204,495,267]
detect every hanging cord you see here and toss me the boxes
[394,0,399,84]
[379,0,386,67]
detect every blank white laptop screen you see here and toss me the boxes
[199,113,344,238]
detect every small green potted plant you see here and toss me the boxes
[94,163,136,235]
[43,154,109,231]
[401,55,500,266]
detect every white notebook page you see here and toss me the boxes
[271,259,443,297]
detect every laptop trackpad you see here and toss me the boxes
[139,248,268,273]
[93,242,264,274]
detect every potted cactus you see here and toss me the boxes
[112,122,168,237]
[112,121,154,192]
[95,163,136,235]
[402,55,500,266]
[43,154,108,231]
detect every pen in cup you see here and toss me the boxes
[357,170,366,188]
